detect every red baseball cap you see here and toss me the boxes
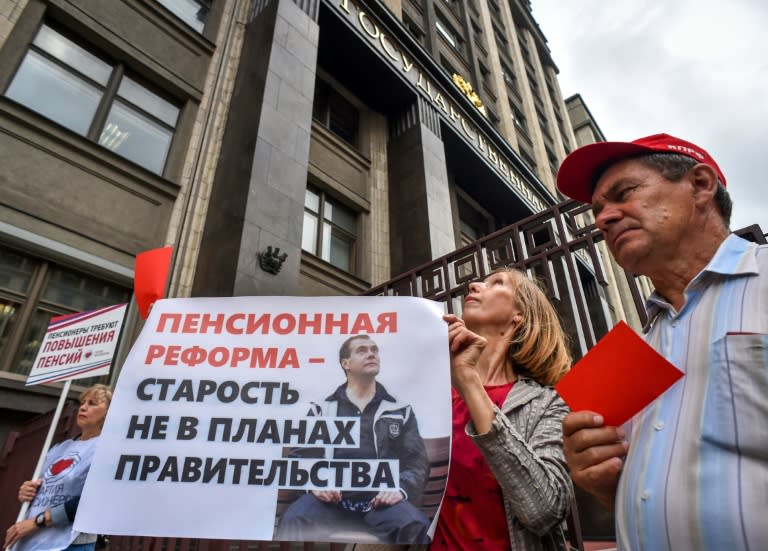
[556,133,727,203]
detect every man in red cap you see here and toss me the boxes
[556,134,768,550]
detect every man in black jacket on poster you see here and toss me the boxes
[276,334,430,544]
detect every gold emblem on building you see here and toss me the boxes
[452,74,487,117]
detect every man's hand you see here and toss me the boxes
[563,411,628,510]
[18,479,42,503]
[371,490,404,508]
[4,519,37,549]
[310,490,341,503]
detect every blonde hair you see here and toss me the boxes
[495,268,572,386]
[80,384,113,407]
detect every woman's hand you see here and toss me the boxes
[18,479,42,503]
[4,518,37,549]
[444,314,487,392]
[444,314,498,434]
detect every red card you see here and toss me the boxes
[555,321,684,426]
[134,246,173,319]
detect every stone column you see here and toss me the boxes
[387,98,454,275]
[192,0,319,296]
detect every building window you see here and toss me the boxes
[403,15,424,44]
[456,192,494,251]
[157,0,210,33]
[0,245,131,379]
[547,147,559,178]
[302,187,358,273]
[4,24,180,175]
[479,61,490,81]
[435,18,459,49]
[493,26,508,47]
[512,107,529,135]
[440,55,458,79]
[519,146,537,171]
[313,79,359,147]
[518,32,531,61]
[487,107,501,130]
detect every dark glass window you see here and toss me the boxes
[157,0,210,33]
[302,187,358,273]
[436,18,459,49]
[403,15,424,44]
[313,79,359,147]
[0,245,131,381]
[4,25,180,175]
[457,194,494,247]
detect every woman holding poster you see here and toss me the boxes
[4,384,112,551]
[431,268,574,550]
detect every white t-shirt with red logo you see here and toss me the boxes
[18,437,99,551]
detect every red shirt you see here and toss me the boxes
[430,382,515,550]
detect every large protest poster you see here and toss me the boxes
[26,303,127,385]
[76,296,451,543]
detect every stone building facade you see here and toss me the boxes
[0,1,646,539]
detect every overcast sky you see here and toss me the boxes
[532,0,768,233]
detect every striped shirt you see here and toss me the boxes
[616,234,768,550]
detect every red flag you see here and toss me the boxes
[555,321,684,426]
[134,246,172,319]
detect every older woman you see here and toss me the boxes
[4,384,112,551]
[430,268,574,550]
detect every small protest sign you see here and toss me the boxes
[26,303,127,386]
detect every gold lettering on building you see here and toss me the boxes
[477,134,486,153]
[400,53,414,73]
[460,116,475,140]
[433,92,449,114]
[358,11,380,39]
[336,0,546,213]
[416,72,434,100]
[379,34,400,61]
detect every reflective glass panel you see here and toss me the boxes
[304,189,320,212]
[158,0,209,33]
[100,100,174,174]
[321,222,332,262]
[6,51,102,135]
[0,248,36,293]
[0,299,20,366]
[11,308,50,376]
[42,266,129,312]
[117,76,179,126]
[302,212,318,253]
[324,198,356,234]
[436,20,457,48]
[33,25,111,85]
[329,232,351,272]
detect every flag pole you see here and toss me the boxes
[16,379,73,522]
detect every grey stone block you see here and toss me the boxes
[277,79,313,130]
[259,105,298,157]
[266,147,308,203]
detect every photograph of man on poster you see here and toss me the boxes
[275,334,432,544]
